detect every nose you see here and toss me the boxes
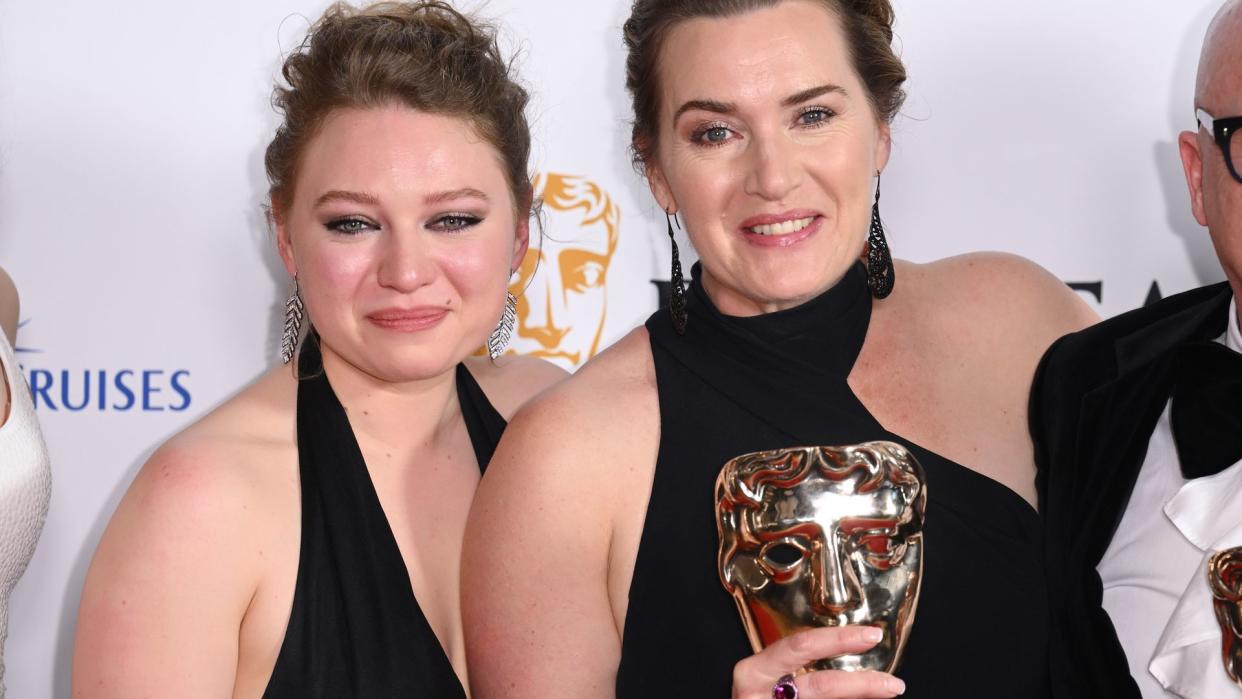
[376,229,436,292]
[813,532,864,614]
[744,130,802,202]
[517,253,569,348]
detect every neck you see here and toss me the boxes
[317,342,461,453]
[701,272,837,317]
[697,262,859,317]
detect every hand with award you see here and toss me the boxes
[728,626,902,699]
[720,443,924,698]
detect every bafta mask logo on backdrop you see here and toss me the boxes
[493,172,619,370]
[716,442,926,674]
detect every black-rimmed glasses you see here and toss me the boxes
[1197,108,1242,184]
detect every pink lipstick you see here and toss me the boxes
[366,307,449,332]
[739,210,822,248]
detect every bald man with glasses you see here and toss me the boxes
[1030,2,1242,697]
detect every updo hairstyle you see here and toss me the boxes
[264,1,533,220]
[623,0,907,168]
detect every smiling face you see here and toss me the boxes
[716,442,925,673]
[645,0,891,316]
[276,105,529,382]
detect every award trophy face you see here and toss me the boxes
[1209,547,1242,686]
[715,441,926,673]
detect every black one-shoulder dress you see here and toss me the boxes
[263,341,506,697]
[615,263,1050,698]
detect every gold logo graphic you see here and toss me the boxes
[497,172,620,370]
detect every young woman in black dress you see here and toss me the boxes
[463,1,1097,697]
[72,3,563,696]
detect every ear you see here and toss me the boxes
[1178,129,1208,227]
[874,121,893,174]
[511,210,532,274]
[273,208,298,278]
[642,149,677,214]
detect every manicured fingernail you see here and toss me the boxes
[863,627,883,643]
[888,677,907,695]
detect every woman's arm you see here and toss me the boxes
[0,266,17,347]
[905,253,1099,505]
[73,442,265,697]
[462,372,640,697]
[0,268,16,425]
[465,354,569,419]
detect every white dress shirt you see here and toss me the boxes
[1097,295,1242,698]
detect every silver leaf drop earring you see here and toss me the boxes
[280,276,304,364]
[488,290,518,361]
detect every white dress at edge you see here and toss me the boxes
[1098,295,1242,698]
[0,330,51,698]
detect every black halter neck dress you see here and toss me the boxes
[616,263,1050,698]
[262,341,506,698]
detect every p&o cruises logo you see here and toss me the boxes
[15,318,192,413]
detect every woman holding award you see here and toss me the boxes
[72,2,563,696]
[463,1,1096,697]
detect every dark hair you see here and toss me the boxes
[623,0,907,168]
[265,1,533,219]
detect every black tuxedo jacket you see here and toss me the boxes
[1029,281,1233,699]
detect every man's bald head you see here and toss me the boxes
[1181,0,1242,309]
[1197,0,1242,109]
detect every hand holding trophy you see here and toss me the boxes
[717,442,926,698]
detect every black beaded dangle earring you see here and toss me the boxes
[666,210,688,334]
[867,171,895,299]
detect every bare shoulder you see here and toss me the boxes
[83,365,299,613]
[877,254,1099,500]
[164,365,297,467]
[900,252,1098,344]
[462,327,658,695]
[477,325,658,502]
[74,367,299,695]
[113,366,297,543]
[0,266,17,345]
[90,366,299,577]
[508,327,656,446]
[463,354,569,420]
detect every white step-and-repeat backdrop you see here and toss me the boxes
[0,0,1227,695]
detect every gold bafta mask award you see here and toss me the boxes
[1209,547,1242,686]
[715,441,927,673]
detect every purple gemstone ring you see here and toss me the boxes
[772,673,798,699]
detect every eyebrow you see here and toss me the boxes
[315,190,380,207]
[423,187,490,205]
[782,84,848,107]
[313,187,490,208]
[672,84,849,124]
